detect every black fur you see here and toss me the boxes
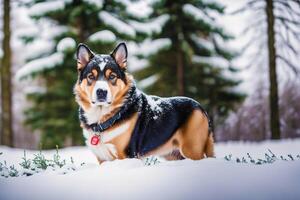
[79,54,126,84]
[125,86,210,157]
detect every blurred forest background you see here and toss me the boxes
[0,0,299,149]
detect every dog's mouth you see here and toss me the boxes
[91,100,112,106]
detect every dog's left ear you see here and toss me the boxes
[76,43,94,71]
[111,42,128,70]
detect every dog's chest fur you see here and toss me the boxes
[83,122,130,161]
[84,106,110,124]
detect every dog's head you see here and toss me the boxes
[74,43,131,111]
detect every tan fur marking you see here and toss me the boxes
[145,109,214,160]
[74,83,91,110]
[105,69,112,77]
[77,61,84,71]
[97,113,139,162]
[143,131,181,157]
[110,112,138,159]
[92,69,98,77]
[178,110,214,159]
[178,110,208,159]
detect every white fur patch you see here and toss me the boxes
[92,80,112,105]
[98,62,106,71]
[83,122,130,161]
[84,106,110,124]
[88,142,118,161]
[102,122,130,143]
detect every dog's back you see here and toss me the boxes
[127,91,214,159]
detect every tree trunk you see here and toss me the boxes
[265,0,280,139]
[1,0,13,146]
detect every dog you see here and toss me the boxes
[74,42,214,164]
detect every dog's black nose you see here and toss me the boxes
[96,89,107,101]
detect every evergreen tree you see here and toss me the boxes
[17,0,137,148]
[134,0,245,128]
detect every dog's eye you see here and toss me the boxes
[109,74,116,80]
[88,74,95,80]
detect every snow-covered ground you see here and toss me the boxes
[0,139,300,200]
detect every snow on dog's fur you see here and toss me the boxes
[74,43,214,164]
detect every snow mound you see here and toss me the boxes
[29,0,71,17]
[129,14,170,35]
[123,0,153,19]
[138,74,159,89]
[16,52,64,80]
[1,139,300,200]
[83,0,103,7]
[183,4,216,26]
[88,30,116,43]
[192,55,229,69]
[99,11,136,37]
[57,37,76,52]
[138,38,172,57]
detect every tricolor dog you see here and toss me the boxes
[74,43,214,163]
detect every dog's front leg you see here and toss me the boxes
[96,157,106,165]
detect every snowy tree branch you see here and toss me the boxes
[241,18,266,35]
[274,0,300,16]
[276,55,299,75]
[275,16,300,25]
[229,0,264,15]
[277,33,299,55]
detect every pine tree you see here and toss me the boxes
[134,0,245,128]
[17,0,137,148]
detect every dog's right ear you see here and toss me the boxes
[76,43,94,71]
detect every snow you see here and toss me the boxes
[24,86,46,94]
[128,56,149,72]
[215,139,300,158]
[129,14,170,35]
[138,38,172,57]
[146,95,163,115]
[57,37,76,52]
[183,4,215,25]
[138,74,159,89]
[126,42,148,72]
[88,30,116,43]
[40,23,68,41]
[18,18,68,60]
[126,39,171,72]
[190,52,238,81]
[191,34,214,52]
[29,0,71,17]
[192,55,229,69]
[14,26,39,39]
[15,52,64,80]
[83,0,103,7]
[23,40,54,60]
[0,139,300,200]
[121,0,153,19]
[99,11,136,37]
